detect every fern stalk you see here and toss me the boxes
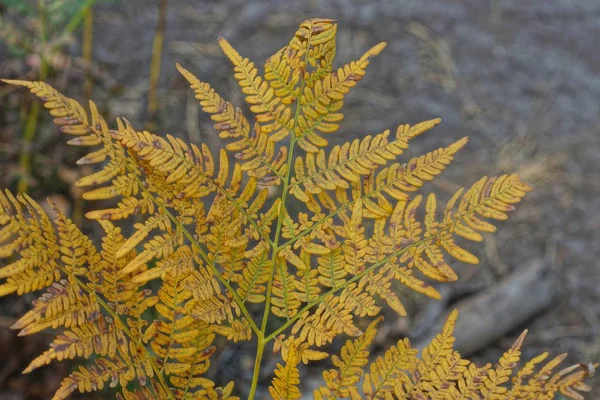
[248,20,316,400]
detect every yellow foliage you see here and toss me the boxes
[0,17,593,400]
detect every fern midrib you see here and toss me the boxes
[158,268,185,376]
[260,20,314,334]
[246,21,316,400]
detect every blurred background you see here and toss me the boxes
[1,0,599,398]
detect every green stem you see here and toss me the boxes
[146,0,168,129]
[247,20,314,400]
[82,6,94,101]
[64,0,96,35]
[248,337,266,400]
[18,0,48,193]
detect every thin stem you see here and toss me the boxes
[82,6,94,101]
[146,0,168,129]
[248,20,314,400]
[248,337,266,400]
[64,0,96,34]
[18,0,48,193]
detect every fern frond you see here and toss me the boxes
[1,80,141,205]
[146,247,217,383]
[269,339,302,400]
[317,317,381,399]
[12,280,99,336]
[0,191,60,295]
[317,247,348,288]
[53,353,146,400]
[290,119,441,200]
[236,242,271,303]
[338,280,381,318]
[264,48,302,105]
[271,258,302,319]
[24,315,124,373]
[218,37,294,145]
[361,271,407,316]
[212,319,253,343]
[119,231,183,277]
[292,295,362,347]
[480,330,527,398]
[340,199,369,275]
[296,41,387,152]
[177,63,286,181]
[407,309,459,396]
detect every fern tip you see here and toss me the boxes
[1,78,31,86]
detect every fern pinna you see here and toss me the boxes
[0,18,594,400]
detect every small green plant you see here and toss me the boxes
[0,18,595,399]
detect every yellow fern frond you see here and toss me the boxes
[177,64,288,182]
[318,317,381,399]
[480,330,527,398]
[1,80,141,205]
[218,37,293,145]
[292,295,362,347]
[361,271,407,316]
[12,280,99,336]
[187,292,239,325]
[24,315,124,374]
[340,199,368,275]
[269,340,302,400]
[338,280,381,318]
[265,48,302,105]
[271,258,302,319]
[212,319,253,343]
[316,247,348,288]
[296,41,387,152]
[290,119,441,200]
[53,354,145,400]
[235,242,271,303]
[294,267,322,304]
[119,231,183,276]
[0,191,60,295]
